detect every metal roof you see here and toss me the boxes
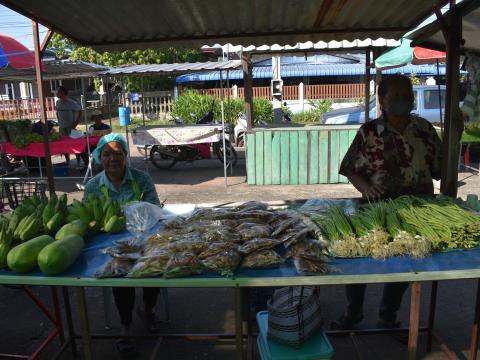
[0,59,108,81]
[409,0,480,53]
[176,63,452,83]
[0,0,448,52]
[101,60,241,76]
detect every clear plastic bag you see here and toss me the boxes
[238,238,280,255]
[125,201,165,240]
[201,250,242,277]
[95,258,134,278]
[241,250,284,269]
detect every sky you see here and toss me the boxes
[0,4,48,49]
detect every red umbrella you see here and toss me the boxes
[412,47,446,64]
[0,34,43,69]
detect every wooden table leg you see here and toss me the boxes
[234,287,244,360]
[426,281,438,353]
[408,282,422,360]
[468,279,480,360]
[75,286,93,360]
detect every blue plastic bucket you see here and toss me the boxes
[118,106,131,126]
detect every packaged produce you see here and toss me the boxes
[293,254,329,274]
[163,251,202,279]
[238,224,272,240]
[127,250,171,278]
[95,258,134,278]
[241,250,284,269]
[238,238,280,255]
[38,235,85,275]
[201,250,242,277]
[168,238,209,254]
[198,242,238,260]
[7,235,54,273]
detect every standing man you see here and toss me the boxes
[55,85,82,167]
[332,74,443,330]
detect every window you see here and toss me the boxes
[413,91,418,111]
[50,79,62,93]
[4,83,14,100]
[424,90,446,109]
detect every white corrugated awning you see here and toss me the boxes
[0,59,108,81]
[101,60,241,76]
[0,0,448,52]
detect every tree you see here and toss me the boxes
[49,33,203,91]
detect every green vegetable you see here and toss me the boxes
[7,235,54,273]
[55,220,87,240]
[38,235,84,275]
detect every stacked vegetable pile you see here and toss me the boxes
[96,202,329,279]
[310,196,480,259]
[67,193,126,235]
[0,192,127,276]
[4,119,61,148]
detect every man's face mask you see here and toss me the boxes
[383,98,413,117]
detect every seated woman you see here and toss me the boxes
[84,133,161,355]
[88,110,111,136]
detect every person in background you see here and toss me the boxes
[88,110,111,134]
[332,74,442,331]
[83,133,162,355]
[55,86,83,167]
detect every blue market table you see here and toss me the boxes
[2,227,480,359]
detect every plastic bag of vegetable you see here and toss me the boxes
[241,250,284,269]
[163,252,202,279]
[198,242,238,260]
[201,250,242,277]
[95,258,134,278]
[238,238,280,255]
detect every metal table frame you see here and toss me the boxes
[2,269,480,360]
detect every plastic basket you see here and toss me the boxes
[256,311,334,360]
[1,180,47,209]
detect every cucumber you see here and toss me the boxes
[38,235,84,275]
[7,235,54,273]
[55,220,87,240]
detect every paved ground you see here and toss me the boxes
[1,145,480,359]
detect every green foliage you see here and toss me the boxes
[253,98,273,123]
[49,34,202,91]
[292,110,321,124]
[172,90,273,124]
[292,99,333,124]
[409,73,421,86]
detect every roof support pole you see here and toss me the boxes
[242,52,254,131]
[440,7,462,197]
[32,20,55,195]
[364,48,371,122]
[373,49,382,119]
[220,70,227,187]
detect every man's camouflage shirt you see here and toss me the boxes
[339,115,442,198]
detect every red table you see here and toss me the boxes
[1,136,101,157]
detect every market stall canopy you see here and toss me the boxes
[100,60,241,76]
[409,0,480,53]
[375,38,446,70]
[0,59,109,81]
[0,0,449,51]
[0,34,39,69]
[176,63,452,83]
[211,38,401,54]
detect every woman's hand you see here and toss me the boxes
[348,174,385,200]
[362,184,385,200]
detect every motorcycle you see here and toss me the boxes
[149,108,238,169]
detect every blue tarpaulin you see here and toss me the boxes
[176,63,449,83]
